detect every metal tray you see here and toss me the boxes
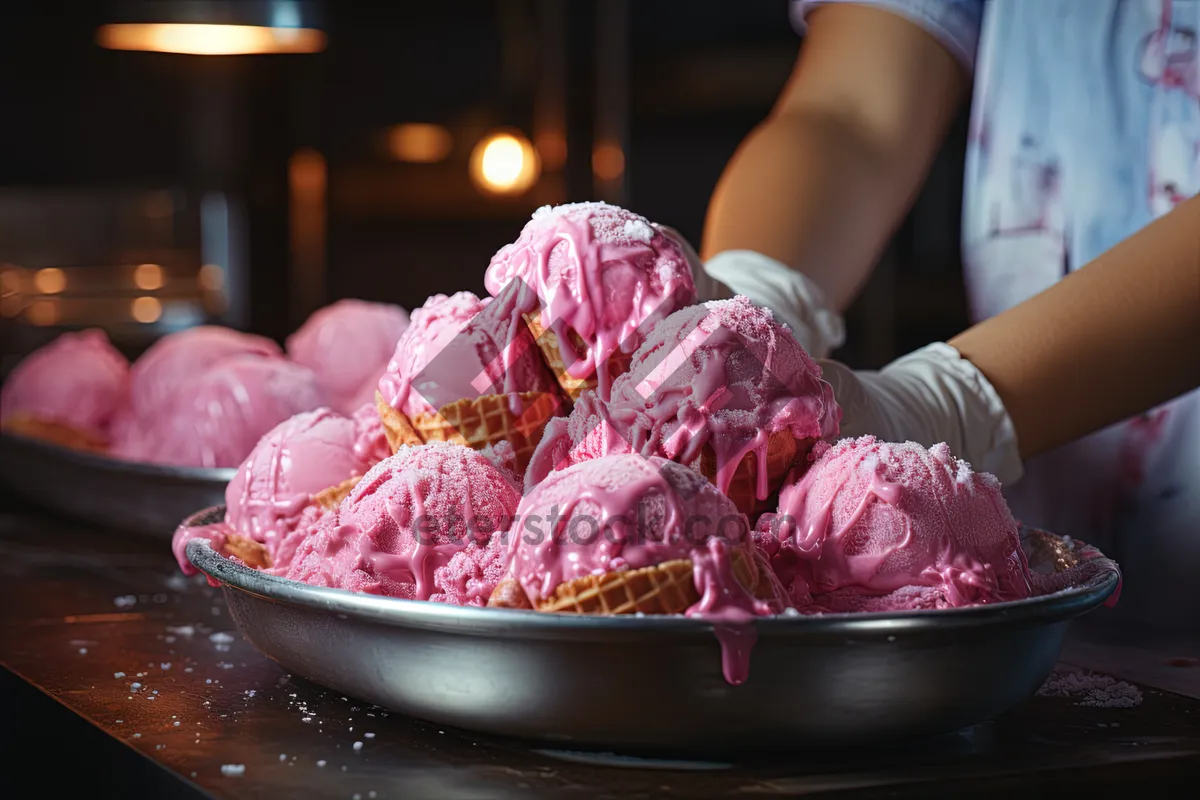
[0,432,233,538]
[186,506,1119,753]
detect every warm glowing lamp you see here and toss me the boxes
[98,1,325,55]
[470,130,540,195]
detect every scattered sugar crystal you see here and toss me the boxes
[114,595,137,609]
[317,760,327,768]
[131,683,142,691]
[279,754,287,762]
[167,625,195,637]
[364,733,375,739]
[1038,666,1143,708]
[353,742,363,751]
[220,764,245,777]
[114,672,125,679]
[115,720,123,724]
[79,648,88,655]
[173,722,180,727]
[161,663,171,670]
[133,733,141,739]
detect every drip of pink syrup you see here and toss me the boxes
[687,538,775,686]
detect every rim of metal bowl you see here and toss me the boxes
[0,430,237,482]
[187,519,1119,644]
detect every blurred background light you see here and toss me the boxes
[133,263,165,290]
[97,23,325,55]
[592,143,626,182]
[388,123,454,163]
[97,1,325,56]
[198,263,226,291]
[33,268,66,295]
[26,299,60,326]
[131,296,163,323]
[470,131,540,195]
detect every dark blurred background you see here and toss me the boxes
[0,0,971,374]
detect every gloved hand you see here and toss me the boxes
[818,343,1025,485]
[655,229,846,359]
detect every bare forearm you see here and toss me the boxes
[701,4,967,311]
[701,112,908,311]
[951,195,1200,459]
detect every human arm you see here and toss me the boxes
[821,194,1200,482]
[700,3,970,313]
[950,193,1200,460]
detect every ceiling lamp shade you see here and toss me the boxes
[98,1,326,55]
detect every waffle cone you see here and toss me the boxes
[1,413,108,454]
[411,391,561,473]
[375,391,423,453]
[699,431,805,519]
[488,547,772,615]
[523,313,633,401]
[314,476,361,511]
[225,533,271,569]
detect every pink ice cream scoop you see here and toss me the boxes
[125,325,281,417]
[283,442,521,603]
[0,329,129,440]
[506,453,773,610]
[287,299,410,414]
[220,409,382,564]
[116,354,326,468]
[505,452,781,684]
[350,401,392,466]
[756,436,1033,611]
[484,202,697,399]
[376,290,559,420]
[526,296,840,507]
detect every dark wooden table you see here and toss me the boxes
[2,498,1198,799]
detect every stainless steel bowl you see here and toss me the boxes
[186,507,1119,753]
[0,432,233,537]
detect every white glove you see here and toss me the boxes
[818,343,1025,485]
[653,229,846,359]
[699,250,846,359]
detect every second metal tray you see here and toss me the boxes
[0,432,233,537]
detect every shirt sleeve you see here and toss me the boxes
[791,0,984,73]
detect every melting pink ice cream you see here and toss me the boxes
[484,202,697,399]
[0,328,129,439]
[755,436,1033,612]
[283,442,520,605]
[505,453,781,684]
[525,296,840,503]
[288,299,410,415]
[172,407,387,575]
[376,289,560,421]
